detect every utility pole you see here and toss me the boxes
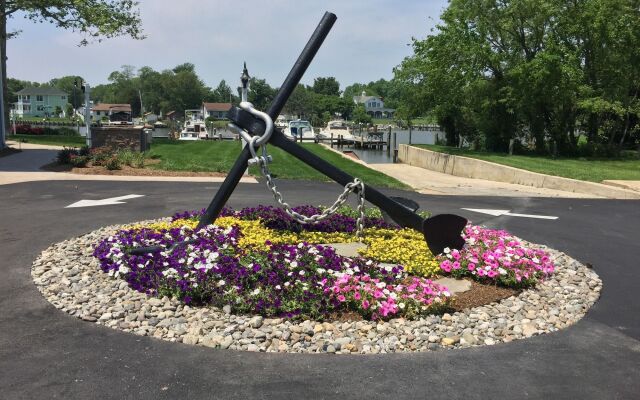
[138,89,144,122]
[83,82,91,147]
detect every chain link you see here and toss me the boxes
[230,114,366,238]
[259,158,366,238]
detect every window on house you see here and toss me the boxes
[37,105,44,111]
[24,105,31,112]
[36,95,43,102]
[61,96,66,100]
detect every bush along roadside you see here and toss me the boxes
[56,146,146,170]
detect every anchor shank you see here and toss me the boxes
[195,12,337,230]
[269,130,424,231]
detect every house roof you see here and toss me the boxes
[92,103,131,112]
[16,87,68,96]
[353,95,381,104]
[203,102,232,112]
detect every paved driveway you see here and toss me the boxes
[1,180,638,399]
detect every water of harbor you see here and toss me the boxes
[341,129,445,164]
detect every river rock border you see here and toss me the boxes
[31,222,602,354]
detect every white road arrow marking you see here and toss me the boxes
[66,194,145,208]
[462,208,558,220]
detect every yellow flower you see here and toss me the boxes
[128,216,440,277]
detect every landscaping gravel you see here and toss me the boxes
[31,222,602,354]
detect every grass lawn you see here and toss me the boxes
[416,144,640,182]
[10,134,85,147]
[147,140,409,189]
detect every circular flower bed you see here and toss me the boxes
[31,205,601,353]
[93,205,555,321]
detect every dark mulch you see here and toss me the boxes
[450,279,520,312]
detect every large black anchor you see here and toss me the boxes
[131,11,466,256]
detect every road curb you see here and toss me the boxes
[398,145,640,199]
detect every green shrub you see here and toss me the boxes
[57,147,78,164]
[57,127,80,136]
[90,147,114,166]
[78,146,91,157]
[69,155,89,167]
[131,152,145,168]
[105,156,122,170]
[117,149,135,167]
[43,127,58,135]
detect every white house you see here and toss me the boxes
[352,91,395,118]
[202,102,232,119]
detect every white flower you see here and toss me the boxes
[376,282,386,289]
[317,268,326,274]
[399,303,405,309]
[284,282,290,287]
[442,291,451,297]
[118,265,130,274]
[498,268,507,275]
[297,243,304,248]
[162,268,179,278]
[275,285,281,290]
[299,270,305,276]
[290,261,298,268]
[444,247,451,254]
[217,280,226,287]
[366,260,373,266]
[251,288,261,296]
[384,265,393,272]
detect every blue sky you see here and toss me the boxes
[8,0,447,90]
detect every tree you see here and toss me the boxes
[245,77,276,111]
[395,0,640,155]
[0,0,144,147]
[211,80,234,103]
[49,75,85,109]
[312,77,340,96]
[352,104,371,124]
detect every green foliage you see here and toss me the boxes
[312,77,340,96]
[117,149,136,167]
[418,144,640,182]
[57,127,80,136]
[69,155,89,168]
[395,0,640,156]
[115,149,145,168]
[105,156,122,170]
[56,147,78,164]
[352,105,372,124]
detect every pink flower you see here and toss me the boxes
[362,300,370,309]
[354,292,361,300]
[337,294,346,302]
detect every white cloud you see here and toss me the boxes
[7,0,445,89]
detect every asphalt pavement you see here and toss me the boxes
[1,179,639,399]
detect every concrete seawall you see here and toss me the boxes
[397,144,640,199]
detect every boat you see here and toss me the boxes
[179,109,208,140]
[283,119,315,141]
[318,120,355,143]
[275,115,289,130]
